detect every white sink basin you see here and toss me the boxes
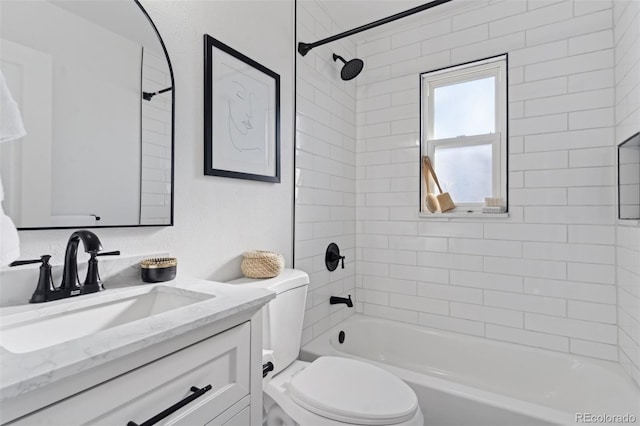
[0,285,213,353]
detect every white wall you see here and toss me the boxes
[614,0,640,387]
[354,0,621,362]
[295,0,357,344]
[2,0,294,282]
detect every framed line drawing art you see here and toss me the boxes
[204,34,280,182]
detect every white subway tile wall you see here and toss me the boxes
[140,49,172,225]
[296,0,639,387]
[354,0,621,364]
[296,0,357,344]
[614,0,640,387]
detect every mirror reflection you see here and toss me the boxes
[619,132,640,220]
[0,0,174,229]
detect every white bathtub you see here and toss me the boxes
[300,315,640,426]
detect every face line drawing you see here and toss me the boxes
[227,79,260,152]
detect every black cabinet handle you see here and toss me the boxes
[127,384,212,426]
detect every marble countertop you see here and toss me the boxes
[0,275,274,404]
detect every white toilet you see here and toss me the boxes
[230,269,424,426]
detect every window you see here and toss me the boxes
[421,55,507,213]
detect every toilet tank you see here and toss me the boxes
[228,269,309,376]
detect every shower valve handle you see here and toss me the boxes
[325,243,345,271]
[328,252,345,268]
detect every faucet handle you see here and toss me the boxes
[95,250,121,257]
[10,255,56,303]
[10,255,52,267]
[84,250,120,288]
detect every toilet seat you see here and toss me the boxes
[287,356,419,425]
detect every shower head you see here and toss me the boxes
[332,53,364,81]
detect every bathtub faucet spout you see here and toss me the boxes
[330,295,353,308]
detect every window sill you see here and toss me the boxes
[419,210,509,219]
[617,218,640,226]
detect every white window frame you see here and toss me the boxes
[420,54,507,214]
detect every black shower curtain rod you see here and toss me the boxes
[297,0,453,56]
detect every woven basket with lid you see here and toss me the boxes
[241,250,284,279]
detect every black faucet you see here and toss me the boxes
[60,230,108,295]
[9,230,120,303]
[330,295,353,308]
[60,230,103,292]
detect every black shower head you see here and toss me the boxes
[333,53,364,81]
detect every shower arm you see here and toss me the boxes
[143,87,172,101]
[297,0,453,56]
[333,54,346,64]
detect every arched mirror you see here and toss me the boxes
[0,0,174,229]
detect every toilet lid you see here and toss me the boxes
[288,356,419,425]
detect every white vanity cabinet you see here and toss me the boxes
[8,322,258,426]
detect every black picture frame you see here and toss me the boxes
[204,34,281,183]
